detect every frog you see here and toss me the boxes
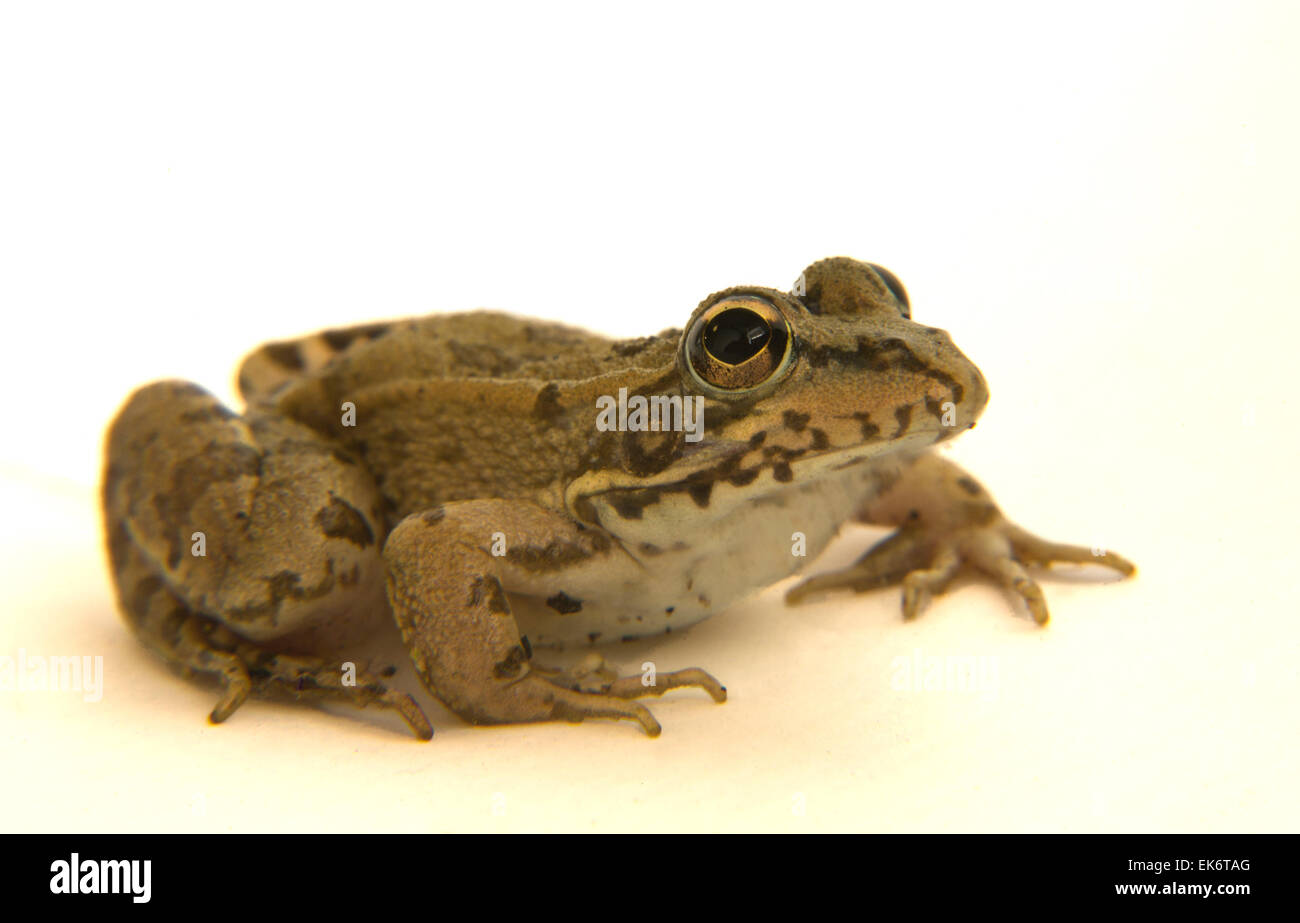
[101,256,1135,739]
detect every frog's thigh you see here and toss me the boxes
[385,500,694,735]
[104,381,432,737]
[104,380,387,645]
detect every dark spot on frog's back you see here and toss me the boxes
[315,495,375,547]
[772,461,794,483]
[782,409,810,432]
[264,342,304,371]
[956,476,984,497]
[533,382,563,423]
[688,482,712,508]
[322,323,390,351]
[545,591,583,615]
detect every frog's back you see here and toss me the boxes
[237,310,678,404]
[234,310,682,524]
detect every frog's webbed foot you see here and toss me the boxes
[535,653,727,703]
[235,644,434,740]
[786,451,1135,624]
[182,621,433,739]
[122,575,433,739]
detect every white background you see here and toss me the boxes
[1,1,1296,832]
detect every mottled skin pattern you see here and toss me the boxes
[101,257,1135,738]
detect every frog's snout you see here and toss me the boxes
[961,353,990,421]
[943,336,990,426]
[912,326,989,430]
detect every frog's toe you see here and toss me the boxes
[204,660,253,723]
[980,553,1051,625]
[1003,525,1137,577]
[785,527,930,605]
[605,667,728,704]
[900,545,962,620]
[516,675,663,736]
[535,657,727,704]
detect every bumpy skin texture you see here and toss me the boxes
[101,257,1134,738]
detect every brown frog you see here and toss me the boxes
[101,257,1134,738]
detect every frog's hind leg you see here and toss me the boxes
[106,517,431,736]
[102,379,432,739]
[383,500,727,737]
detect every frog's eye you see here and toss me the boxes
[868,263,910,317]
[684,295,793,392]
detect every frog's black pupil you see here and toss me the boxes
[704,309,770,364]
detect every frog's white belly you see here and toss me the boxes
[509,460,896,647]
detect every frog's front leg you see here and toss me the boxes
[786,452,1135,623]
[383,500,726,736]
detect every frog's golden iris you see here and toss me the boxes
[683,293,793,393]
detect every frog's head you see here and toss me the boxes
[672,256,989,484]
[566,257,989,524]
